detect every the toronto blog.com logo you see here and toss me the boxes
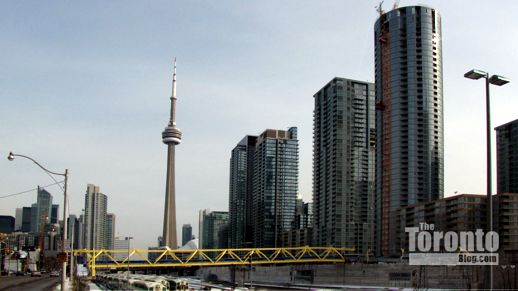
[405,222,499,265]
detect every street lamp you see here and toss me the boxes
[125,236,133,275]
[7,152,69,291]
[243,241,253,288]
[123,236,133,290]
[464,70,510,290]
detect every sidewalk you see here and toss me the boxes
[50,278,72,291]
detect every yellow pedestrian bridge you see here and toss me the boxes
[72,246,355,276]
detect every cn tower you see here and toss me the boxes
[161,59,182,248]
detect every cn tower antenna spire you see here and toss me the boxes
[162,58,182,249]
[170,58,178,126]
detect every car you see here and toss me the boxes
[15,271,25,276]
[50,271,60,277]
[31,271,42,277]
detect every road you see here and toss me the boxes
[0,275,59,291]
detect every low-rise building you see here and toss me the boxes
[113,236,130,261]
[494,193,518,260]
[0,215,15,234]
[397,193,518,261]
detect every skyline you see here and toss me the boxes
[1,0,518,249]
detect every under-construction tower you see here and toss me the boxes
[374,5,444,256]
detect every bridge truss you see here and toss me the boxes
[73,246,355,276]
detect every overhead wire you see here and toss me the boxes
[43,168,64,192]
[0,181,64,199]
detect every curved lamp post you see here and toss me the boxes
[464,70,510,290]
[7,152,69,291]
[125,236,133,274]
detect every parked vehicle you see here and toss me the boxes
[31,271,42,277]
[50,271,60,277]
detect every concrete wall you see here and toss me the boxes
[198,263,493,289]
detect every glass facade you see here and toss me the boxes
[200,210,229,249]
[21,206,32,233]
[32,187,53,234]
[0,216,15,233]
[182,224,192,246]
[293,199,313,230]
[252,127,298,247]
[83,184,108,250]
[229,128,299,248]
[228,136,257,248]
[67,214,83,249]
[375,5,444,256]
[496,119,518,194]
[50,204,59,224]
[106,213,115,250]
[313,78,375,253]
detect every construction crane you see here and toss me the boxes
[377,0,400,16]
[376,1,384,16]
[393,0,400,10]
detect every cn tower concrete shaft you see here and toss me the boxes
[163,145,177,248]
[161,59,182,248]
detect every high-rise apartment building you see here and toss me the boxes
[67,214,76,243]
[496,119,518,194]
[46,223,60,251]
[313,78,375,253]
[21,206,32,232]
[293,198,313,230]
[68,214,83,249]
[15,208,22,231]
[253,127,298,247]
[228,135,257,248]
[84,184,108,250]
[282,198,313,247]
[198,209,209,248]
[228,128,298,248]
[157,236,163,247]
[200,210,228,249]
[32,187,53,234]
[374,5,444,256]
[50,204,59,224]
[30,203,37,233]
[29,203,37,234]
[182,224,192,246]
[106,213,116,250]
[79,212,85,248]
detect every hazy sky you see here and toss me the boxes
[1,1,517,249]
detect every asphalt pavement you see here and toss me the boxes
[0,274,59,291]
